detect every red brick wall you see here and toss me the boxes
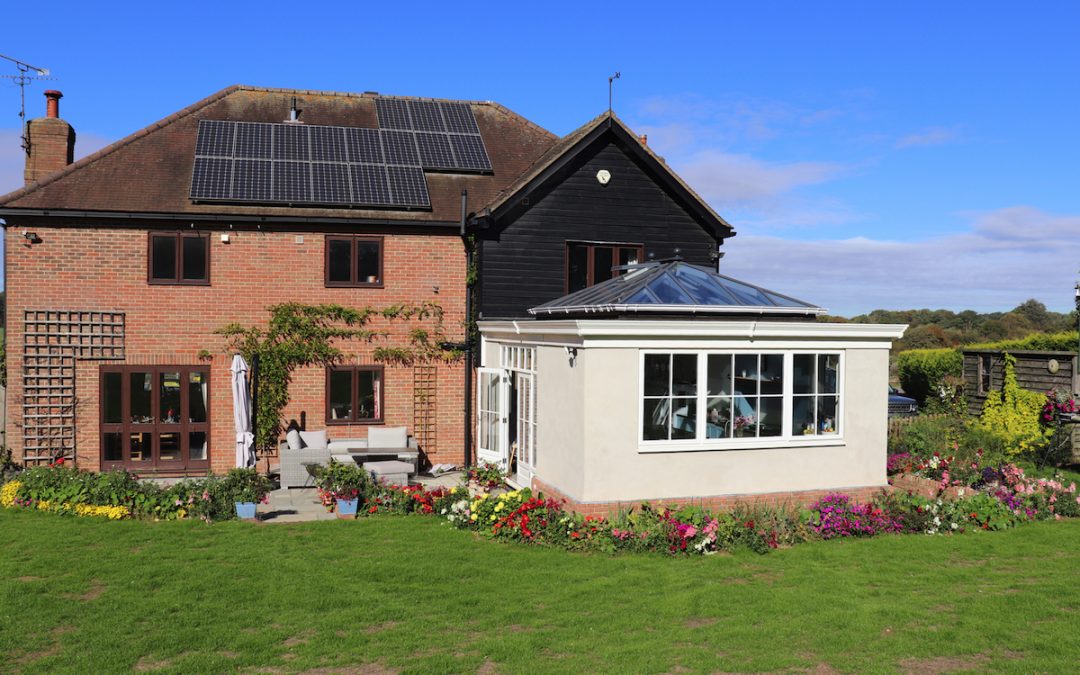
[531,477,889,518]
[4,225,468,475]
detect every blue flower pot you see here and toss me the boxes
[235,502,257,520]
[336,498,359,518]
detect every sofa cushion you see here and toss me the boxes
[285,429,302,451]
[298,429,328,450]
[367,426,407,448]
[328,439,366,452]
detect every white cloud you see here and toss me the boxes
[675,149,842,206]
[0,128,113,197]
[895,127,959,149]
[719,206,1080,316]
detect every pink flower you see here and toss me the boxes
[174,499,183,506]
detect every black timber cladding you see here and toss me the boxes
[961,349,1078,417]
[478,137,720,319]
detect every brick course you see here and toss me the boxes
[4,225,468,475]
[530,477,890,518]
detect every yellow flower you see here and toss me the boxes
[0,481,21,508]
[470,513,477,521]
[489,515,496,522]
[494,502,504,512]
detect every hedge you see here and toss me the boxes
[896,348,963,405]
[966,331,1078,352]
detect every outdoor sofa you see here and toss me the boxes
[278,427,419,489]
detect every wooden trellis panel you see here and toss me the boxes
[21,310,126,465]
[412,364,437,457]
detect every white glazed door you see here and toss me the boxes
[514,372,536,484]
[476,368,509,468]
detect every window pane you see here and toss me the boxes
[130,372,153,424]
[793,355,815,394]
[327,239,352,283]
[160,372,181,423]
[642,398,669,440]
[567,245,589,292]
[130,432,153,462]
[793,395,816,435]
[189,372,208,423]
[329,370,353,420]
[160,432,181,461]
[733,395,758,437]
[181,237,208,281]
[356,240,380,283]
[102,372,122,424]
[189,431,208,460]
[643,354,670,396]
[706,396,731,438]
[618,247,640,267]
[707,354,732,395]
[671,398,696,439]
[734,354,758,396]
[671,354,697,396]
[594,247,614,284]
[818,354,839,394]
[151,235,177,280]
[103,432,123,462]
[819,396,839,434]
[358,370,377,420]
[759,397,783,437]
[760,354,784,395]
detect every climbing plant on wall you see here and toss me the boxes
[976,353,1050,458]
[218,302,461,452]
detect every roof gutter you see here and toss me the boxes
[0,208,461,228]
[528,303,828,316]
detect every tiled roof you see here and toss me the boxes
[0,85,558,223]
[529,261,824,317]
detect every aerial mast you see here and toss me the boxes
[0,53,53,154]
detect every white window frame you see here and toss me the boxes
[638,349,845,453]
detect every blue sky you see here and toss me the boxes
[2,1,1079,315]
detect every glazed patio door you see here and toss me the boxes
[476,367,509,468]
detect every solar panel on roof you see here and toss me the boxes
[416,132,455,169]
[375,98,412,129]
[448,134,492,171]
[234,122,273,159]
[343,127,383,164]
[233,159,273,201]
[309,125,348,163]
[351,164,392,205]
[273,124,310,161]
[195,120,235,157]
[190,157,232,199]
[387,166,430,207]
[273,161,312,202]
[311,162,352,203]
[439,102,480,134]
[379,129,419,166]
[408,100,446,132]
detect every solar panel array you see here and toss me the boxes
[190,97,491,208]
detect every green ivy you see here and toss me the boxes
[218,302,460,452]
[976,354,1050,457]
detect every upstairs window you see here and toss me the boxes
[326,236,383,287]
[149,233,210,285]
[566,241,644,293]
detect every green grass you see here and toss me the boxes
[2,511,1079,673]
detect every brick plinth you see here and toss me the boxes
[531,477,891,517]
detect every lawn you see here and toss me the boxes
[1,510,1079,674]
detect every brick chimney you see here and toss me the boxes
[24,90,76,185]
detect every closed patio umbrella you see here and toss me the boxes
[231,354,256,468]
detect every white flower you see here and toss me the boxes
[950,522,958,530]
[933,516,941,526]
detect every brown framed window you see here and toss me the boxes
[326,365,384,424]
[566,241,644,293]
[325,235,383,287]
[149,233,210,284]
[100,365,210,471]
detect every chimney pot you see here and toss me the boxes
[639,133,648,146]
[44,90,63,118]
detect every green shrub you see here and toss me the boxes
[895,348,963,406]
[966,331,1078,352]
[977,354,1050,458]
[888,415,1008,467]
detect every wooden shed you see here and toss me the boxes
[962,349,1077,417]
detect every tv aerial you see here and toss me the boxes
[1,53,55,154]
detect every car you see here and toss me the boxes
[888,385,918,417]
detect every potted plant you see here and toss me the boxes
[222,468,273,520]
[314,460,372,519]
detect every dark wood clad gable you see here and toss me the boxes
[478,135,720,319]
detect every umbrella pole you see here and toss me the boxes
[250,353,260,472]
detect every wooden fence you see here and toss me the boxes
[888,414,948,441]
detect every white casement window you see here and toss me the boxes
[640,350,843,450]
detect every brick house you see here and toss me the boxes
[0,85,735,478]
